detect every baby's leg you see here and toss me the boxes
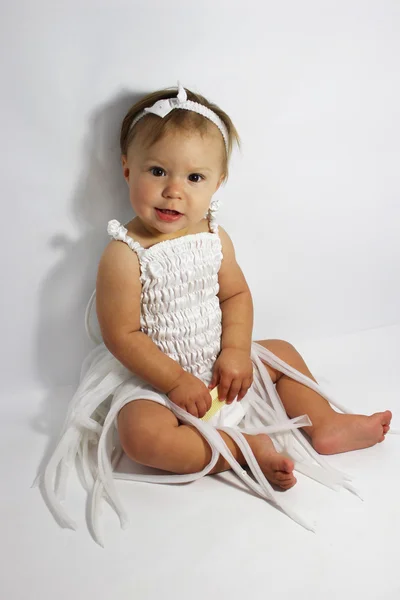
[118,400,296,490]
[255,339,392,454]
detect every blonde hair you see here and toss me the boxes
[120,86,240,180]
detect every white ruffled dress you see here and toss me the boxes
[38,217,357,545]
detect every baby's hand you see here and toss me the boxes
[166,371,212,419]
[208,348,253,404]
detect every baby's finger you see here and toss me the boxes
[226,379,242,404]
[188,402,199,419]
[208,381,217,390]
[195,397,209,419]
[237,388,246,402]
[208,371,219,389]
[217,377,232,402]
[237,379,252,401]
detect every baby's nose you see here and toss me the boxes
[162,178,183,199]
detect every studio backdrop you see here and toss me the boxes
[1,0,399,399]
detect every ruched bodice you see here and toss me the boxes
[107,220,223,382]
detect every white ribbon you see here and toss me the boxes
[143,82,187,118]
[129,82,229,150]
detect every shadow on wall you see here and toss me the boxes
[31,89,143,473]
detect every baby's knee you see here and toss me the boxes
[119,424,155,465]
[273,339,297,352]
[260,339,298,357]
[117,400,178,465]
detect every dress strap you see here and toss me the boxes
[107,220,144,255]
[207,200,219,234]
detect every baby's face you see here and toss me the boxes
[122,127,225,238]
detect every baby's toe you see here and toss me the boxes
[275,471,294,482]
[372,411,392,432]
[278,477,297,490]
[275,456,294,474]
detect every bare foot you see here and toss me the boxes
[311,410,392,455]
[248,433,297,490]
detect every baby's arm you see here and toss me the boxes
[217,227,254,353]
[96,240,185,394]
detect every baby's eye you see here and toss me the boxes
[150,167,166,177]
[188,173,204,183]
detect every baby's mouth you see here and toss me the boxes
[156,208,182,215]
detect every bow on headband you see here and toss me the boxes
[144,83,188,118]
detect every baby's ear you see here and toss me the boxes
[216,173,225,191]
[121,155,130,182]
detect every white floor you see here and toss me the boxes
[2,324,400,600]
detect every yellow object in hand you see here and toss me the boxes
[201,386,226,422]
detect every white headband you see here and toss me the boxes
[129,82,229,151]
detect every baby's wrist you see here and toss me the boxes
[221,345,251,356]
[165,368,187,395]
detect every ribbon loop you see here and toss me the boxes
[176,82,187,102]
[144,99,174,118]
